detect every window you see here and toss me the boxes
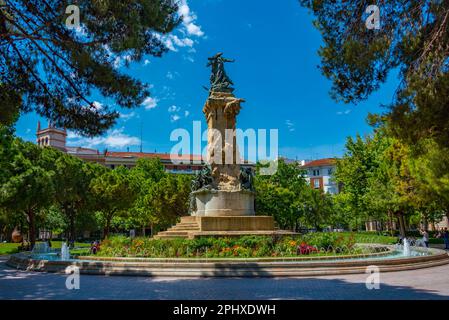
[313,179,320,189]
[312,169,320,176]
[328,168,333,175]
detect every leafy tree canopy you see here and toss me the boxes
[0,0,180,135]
[300,0,449,147]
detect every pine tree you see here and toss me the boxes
[0,0,180,135]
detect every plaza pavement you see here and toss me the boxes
[1,252,449,300]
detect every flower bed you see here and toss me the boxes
[93,233,372,258]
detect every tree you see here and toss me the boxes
[409,139,449,224]
[0,139,54,248]
[1,0,180,135]
[255,159,309,230]
[128,158,166,235]
[334,134,380,230]
[144,173,191,232]
[90,166,137,238]
[300,1,449,147]
[301,187,335,231]
[43,148,104,243]
[335,128,439,237]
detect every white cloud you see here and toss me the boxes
[168,105,181,113]
[184,110,190,117]
[92,101,103,110]
[285,120,295,132]
[119,111,137,121]
[183,55,195,63]
[170,114,181,122]
[67,131,81,139]
[144,59,150,65]
[113,54,132,69]
[69,128,140,149]
[179,1,204,37]
[157,1,204,53]
[142,96,158,110]
[337,109,352,115]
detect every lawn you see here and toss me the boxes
[0,243,20,255]
[0,241,91,255]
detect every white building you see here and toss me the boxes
[300,158,339,194]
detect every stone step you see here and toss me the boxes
[154,234,188,240]
[157,231,190,237]
[168,226,200,231]
[167,227,200,232]
[174,223,199,227]
[180,216,198,223]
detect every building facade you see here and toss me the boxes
[36,122,204,173]
[300,158,339,194]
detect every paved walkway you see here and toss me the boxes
[1,257,449,300]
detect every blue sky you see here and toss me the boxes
[15,0,399,161]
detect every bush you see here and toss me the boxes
[95,232,389,258]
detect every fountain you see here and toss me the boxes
[403,238,411,257]
[31,242,50,254]
[60,242,70,260]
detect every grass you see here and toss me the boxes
[0,240,91,255]
[0,243,20,255]
[338,232,397,245]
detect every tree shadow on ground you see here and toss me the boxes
[0,261,448,300]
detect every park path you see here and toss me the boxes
[1,257,449,300]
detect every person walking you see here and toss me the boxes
[443,228,449,250]
[420,229,429,248]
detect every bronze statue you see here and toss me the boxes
[239,167,254,192]
[189,165,214,213]
[207,52,235,93]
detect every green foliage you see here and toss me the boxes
[128,158,192,233]
[255,159,309,230]
[1,0,180,135]
[300,1,449,147]
[90,166,138,238]
[98,233,372,258]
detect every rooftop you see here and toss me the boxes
[301,158,337,168]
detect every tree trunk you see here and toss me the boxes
[103,212,115,239]
[422,213,428,231]
[69,211,76,246]
[396,211,406,238]
[27,209,36,250]
[103,220,111,239]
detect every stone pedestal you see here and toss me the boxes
[192,190,255,216]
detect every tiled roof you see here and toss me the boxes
[105,152,204,161]
[301,158,337,168]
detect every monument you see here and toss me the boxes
[155,53,295,239]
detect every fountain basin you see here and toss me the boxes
[6,244,449,277]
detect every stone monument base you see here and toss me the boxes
[154,216,297,239]
[192,189,255,216]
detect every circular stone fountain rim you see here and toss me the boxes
[6,245,449,277]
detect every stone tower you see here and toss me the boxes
[36,121,67,151]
